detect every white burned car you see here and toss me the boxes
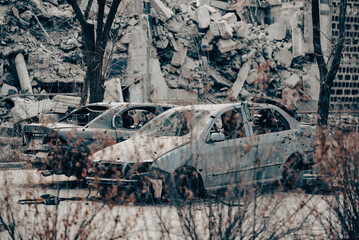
[87,102,315,200]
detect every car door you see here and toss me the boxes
[201,107,257,189]
[247,107,296,183]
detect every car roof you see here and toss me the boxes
[84,102,176,108]
[167,102,269,114]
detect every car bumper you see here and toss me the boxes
[86,176,139,187]
[86,176,163,199]
[20,152,49,164]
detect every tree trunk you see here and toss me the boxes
[317,82,331,127]
[80,22,95,106]
[68,0,122,105]
[89,49,105,103]
[312,0,347,129]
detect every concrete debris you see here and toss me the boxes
[171,45,188,67]
[274,48,293,68]
[218,20,233,39]
[1,84,18,96]
[291,12,305,57]
[52,95,81,108]
[217,39,236,53]
[9,97,57,124]
[267,23,286,40]
[222,13,237,23]
[209,69,232,88]
[151,0,173,22]
[230,60,252,99]
[285,74,301,88]
[15,53,33,94]
[197,6,210,29]
[104,78,124,102]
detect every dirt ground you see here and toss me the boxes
[0,168,331,239]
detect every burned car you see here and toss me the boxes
[21,102,174,178]
[86,102,315,201]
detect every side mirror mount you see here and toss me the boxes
[112,115,122,129]
[209,132,225,142]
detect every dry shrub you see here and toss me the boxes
[313,127,359,239]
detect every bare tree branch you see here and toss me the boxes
[84,0,94,20]
[312,0,328,79]
[66,0,87,28]
[326,0,347,87]
[102,0,121,48]
[96,0,106,46]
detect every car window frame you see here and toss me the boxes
[247,107,292,135]
[205,106,250,143]
[113,106,163,130]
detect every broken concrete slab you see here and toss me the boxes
[217,39,236,53]
[204,22,220,42]
[303,11,314,54]
[150,0,173,21]
[156,38,169,49]
[285,73,301,88]
[10,97,57,124]
[210,11,222,21]
[274,48,293,68]
[166,74,189,89]
[235,26,249,38]
[209,69,232,88]
[246,70,257,85]
[150,57,169,102]
[218,20,233,39]
[267,22,286,40]
[230,60,252,99]
[104,78,124,102]
[120,32,131,44]
[167,19,183,33]
[210,0,228,10]
[52,95,81,108]
[1,83,18,96]
[171,45,188,67]
[291,12,305,57]
[203,4,217,14]
[197,6,210,29]
[221,13,237,23]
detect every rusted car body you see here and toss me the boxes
[21,102,174,178]
[87,102,316,200]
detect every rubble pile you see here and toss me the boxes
[116,0,318,105]
[0,0,84,95]
[0,0,321,130]
[0,0,85,130]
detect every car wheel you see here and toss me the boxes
[174,167,205,201]
[282,155,303,190]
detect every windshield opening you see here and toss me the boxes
[137,109,210,138]
[59,106,109,126]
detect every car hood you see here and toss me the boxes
[22,122,80,134]
[90,135,191,164]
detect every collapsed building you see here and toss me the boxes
[0,0,358,131]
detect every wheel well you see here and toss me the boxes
[174,165,205,196]
[284,153,306,171]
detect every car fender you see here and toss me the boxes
[152,142,194,174]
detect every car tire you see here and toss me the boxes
[282,154,303,190]
[174,167,205,201]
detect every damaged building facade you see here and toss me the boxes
[0,0,358,130]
